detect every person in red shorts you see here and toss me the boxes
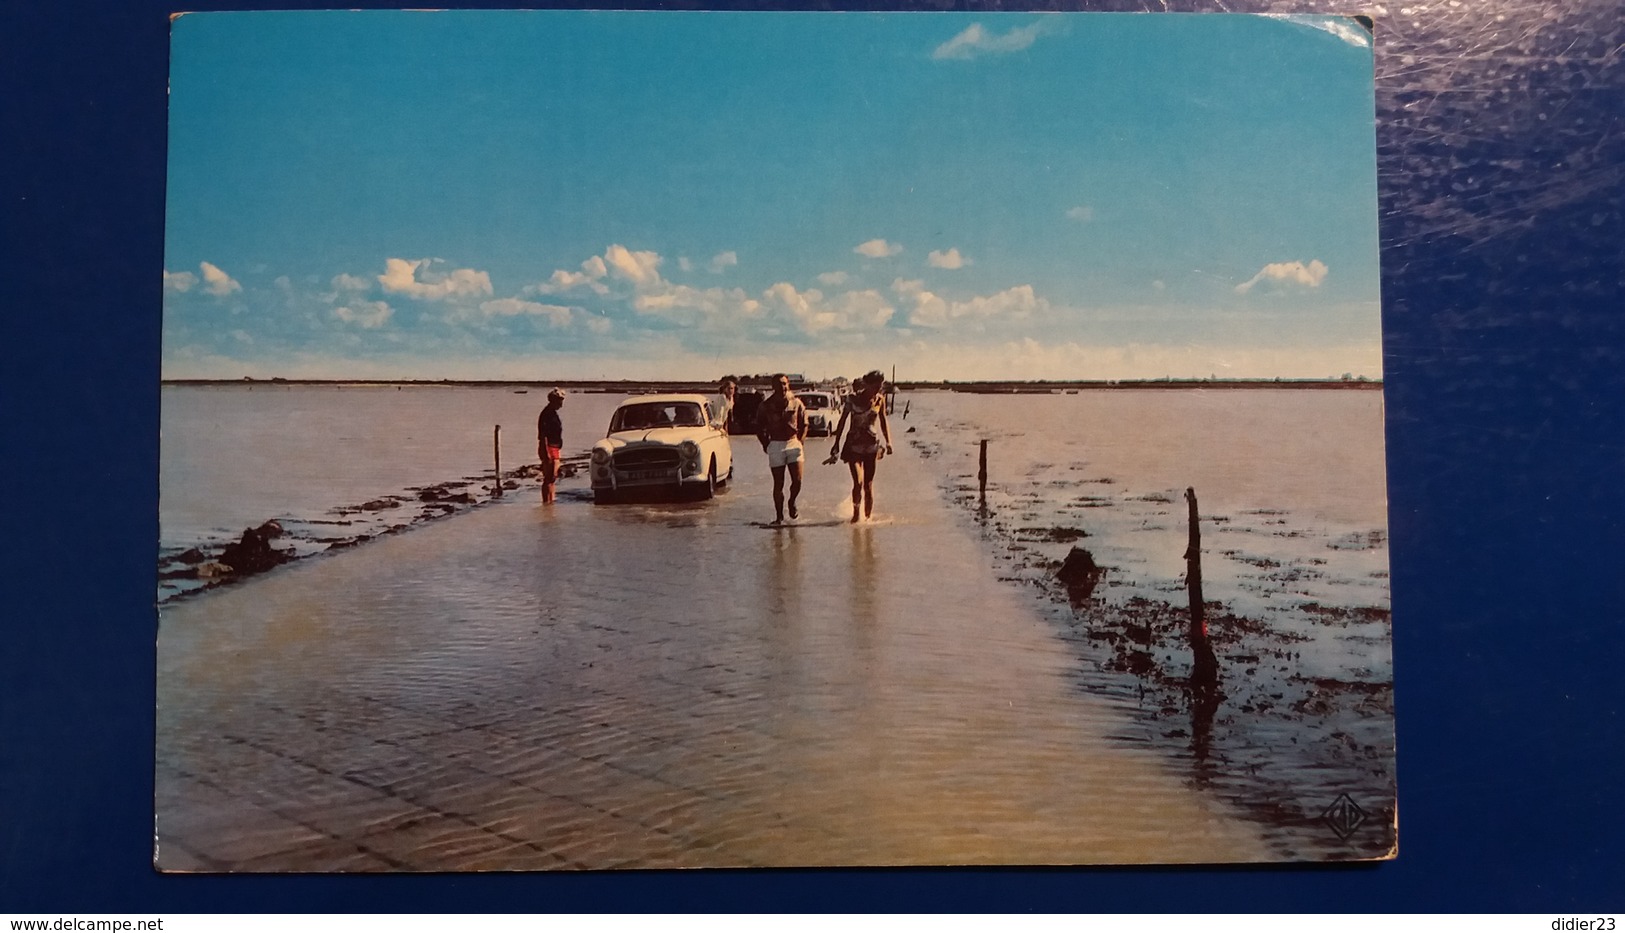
[536,388,565,504]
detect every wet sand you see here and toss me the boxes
[156,441,1271,870]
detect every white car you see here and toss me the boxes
[589,394,733,503]
[799,390,839,437]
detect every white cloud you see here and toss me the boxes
[163,270,197,293]
[817,271,850,287]
[604,244,664,288]
[377,258,493,301]
[958,284,1040,318]
[537,253,612,296]
[540,269,607,295]
[1066,206,1094,222]
[632,284,761,319]
[538,246,687,298]
[762,283,894,335]
[928,248,970,270]
[894,278,1040,328]
[764,282,819,327]
[536,245,764,324]
[333,300,393,328]
[893,278,948,328]
[479,298,574,327]
[855,238,903,259]
[831,289,896,329]
[905,291,950,328]
[1235,259,1329,294]
[932,19,1058,61]
[679,257,694,273]
[200,261,241,297]
[331,273,371,292]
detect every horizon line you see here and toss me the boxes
[161,376,1383,387]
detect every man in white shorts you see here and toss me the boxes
[754,373,808,524]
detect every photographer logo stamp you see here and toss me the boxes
[1322,793,1368,840]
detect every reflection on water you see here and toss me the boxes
[155,386,1392,870]
[1188,681,1223,777]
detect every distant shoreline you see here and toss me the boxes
[161,377,1382,391]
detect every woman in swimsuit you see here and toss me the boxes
[827,370,893,523]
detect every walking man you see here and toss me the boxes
[755,373,807,524]
[537,388,565,504]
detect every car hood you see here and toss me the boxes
[598,428,705,449]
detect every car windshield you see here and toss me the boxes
[610,402,706,431]
[802,394,831,410]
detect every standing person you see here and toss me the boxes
[828,370,893,523]
[712,375,738,433]
[536,388,565,504]
[755,373,807,524]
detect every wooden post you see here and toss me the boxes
[493,425,503,497]
[1184,487,1204,635]
[1184,487,1219,690]
[978,439,989,507]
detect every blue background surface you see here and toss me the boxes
[3,0,1621,912]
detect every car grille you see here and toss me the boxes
[613,447,681,469]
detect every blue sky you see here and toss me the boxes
[162,11,1382,381]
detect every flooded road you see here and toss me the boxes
[156,438,1271,870]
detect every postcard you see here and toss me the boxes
[157,10,1392,869]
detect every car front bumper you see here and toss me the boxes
[591,464,707,490]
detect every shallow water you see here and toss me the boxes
[156,385,1394,867]
[903,388,1394,858]
[156,435,1273,870]
[913,389,1390,653]
[159,386,635,599]
[160,385,629,545]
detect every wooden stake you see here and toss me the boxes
[1184,486,1218,689]
[1184,487,1204,634]
[979,439,989,507]
[493,425,503,497]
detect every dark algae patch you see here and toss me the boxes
[1015,525,1091,543]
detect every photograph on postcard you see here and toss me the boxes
[156,10,1393,870]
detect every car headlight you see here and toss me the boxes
[591,446,612,464]
[679,440,701,462]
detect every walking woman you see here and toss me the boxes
[828,370,894,523]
